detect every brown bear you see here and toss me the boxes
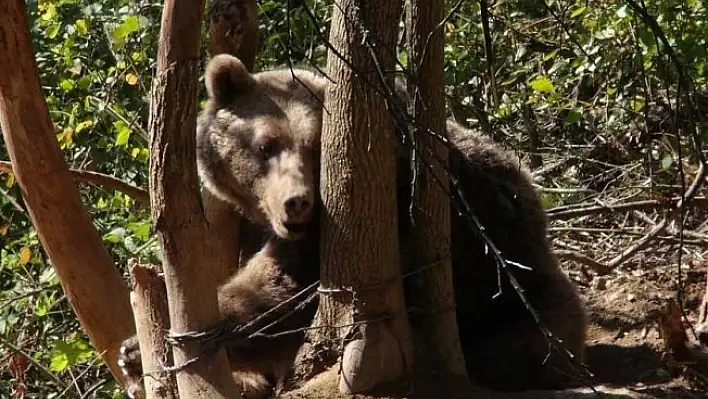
[119,53,587,397]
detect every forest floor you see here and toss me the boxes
[284,206,708,398]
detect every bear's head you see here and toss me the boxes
[197,54,326,240]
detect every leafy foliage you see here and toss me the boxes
[1,0,706,396]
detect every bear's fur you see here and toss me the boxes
[119,54,587,397]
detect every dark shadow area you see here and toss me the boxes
[583,343,671,386]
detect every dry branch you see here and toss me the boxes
[606,162,706,269]
[554,250,612,275]
[128,261,177,399]
[0,0,134,383]
[0,160,150,206]
[548,196,708,220]
[147,0,238,396]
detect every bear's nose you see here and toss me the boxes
[284,194,312,219]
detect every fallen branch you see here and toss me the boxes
[606,162,706,269]
[554,250,612,275]
[548,196,708,220]
[0,160,150,206]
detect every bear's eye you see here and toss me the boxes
[258,140,279,159]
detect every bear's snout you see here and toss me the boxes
[284,194,313,220]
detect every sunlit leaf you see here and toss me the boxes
[529,75,555,93]
[616,5,630,18]
[0,224,9,236]
[128,222,151,240]
[19,247,31,265]
[114,121,132,146]
[125,73,139,86]
[40,266,58,285]
[543,49,558,62]
[35,293,51,316]
[46,23,61,39]
[50,353,69,372]
[111,15,140,41]
[570,6,586,18]
[661,155,674,170]
[60,79,75,92]
[75,19,88,36]
[4,173,15,188]
[104,227,126,243]
[75,120,93,134]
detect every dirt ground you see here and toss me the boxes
[565,253,708,398]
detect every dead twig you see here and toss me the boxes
[555,250,612,275]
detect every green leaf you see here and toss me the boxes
[661,155,674,170]
[50,352,69,372]
[114,121,131,146]
[540,193,557,209]
[543,49,558,62]
[616,5,630,18]
[35,293,52,316]
[564,108,582,125]
[570,6,586,18]
[529,75,555,93]
[128,222,151,240]
[40,266,58,285]
[46,23,61,39]
[112,15,140,41]
[59,79,75,92]
[75,19,88,36]
[104,227,126,243]
[75,120,93,134]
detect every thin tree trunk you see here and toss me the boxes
[208,0,260,71]
[404,0,469,381]
[0,0,134,384]
[480,0,499,111]
[128,262,178,399]
[148,0,238,396]
[203,0,261,282]
[315,0,413,394]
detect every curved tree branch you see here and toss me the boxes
[0,160,150,206]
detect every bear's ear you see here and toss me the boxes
[205,54,256,107]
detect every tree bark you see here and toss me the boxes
[0,0,134,384]
[128,262,178,399]
[208,0,260,71]
[315,0,413,394]
[404,0,469,381]
[148,0,239,397]
[203,0,261,283]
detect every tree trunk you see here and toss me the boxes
[404,0,469,381]
[0,0,134,384]
[208,0,260,71]
[315,0,413,394]
[147,0,239,396]
[203,0,261,283]
[128,262,178,399]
